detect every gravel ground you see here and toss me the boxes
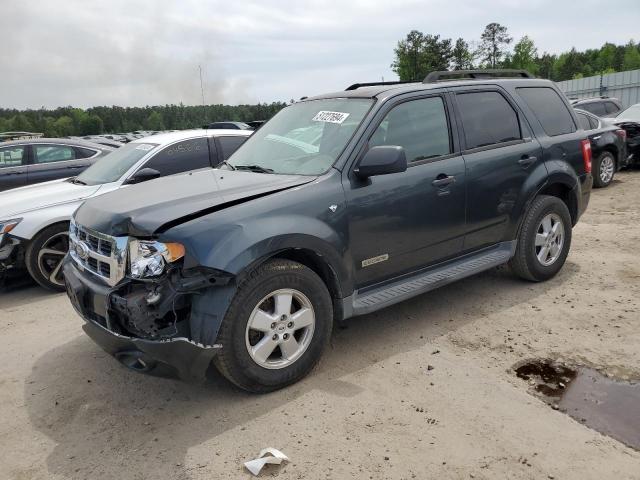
[1,171,639,480]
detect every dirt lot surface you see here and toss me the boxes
[1,171,639,480]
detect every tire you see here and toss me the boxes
[593,151,616,188]
[509,195,572,282]
[214,259,333,393]
[25,223,70,292]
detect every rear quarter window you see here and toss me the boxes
[517,87,577,136]
[577,113,592,131]
[580,102,606,117]
[604,101,620,115]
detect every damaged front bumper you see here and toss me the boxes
[0,233,25,277]
[63,258,231,382]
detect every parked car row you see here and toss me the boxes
[567,96,640,187]
[0,138,114,191]
[0,129,251,289]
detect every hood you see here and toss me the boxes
[0,178,102,218]
[74,169,315,236]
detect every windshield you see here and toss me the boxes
[617,104,640,121]
[228,98,373,175]
[76,142,158,185]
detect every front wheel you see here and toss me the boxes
[510,195,572,282]
[593,151,616,188]
[25,223,70,291]
[214,259,333,393]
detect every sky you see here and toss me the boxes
[1,0,639,109]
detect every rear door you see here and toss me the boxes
[515,86,587,179]
[453,88,544,251]
[27,143,84,185]
[0,144,28,191]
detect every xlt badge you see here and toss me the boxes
[361,254,389,268]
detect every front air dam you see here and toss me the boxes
[82,318,222,382]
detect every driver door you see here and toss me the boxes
[344,94,467,288]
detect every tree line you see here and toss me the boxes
[392,23,640,82]
[3,24,640,138]
[0,102,287,137]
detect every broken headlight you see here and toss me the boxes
[129,239,185,278]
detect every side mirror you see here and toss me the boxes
[355,146,407,178]
[125,167,161,185]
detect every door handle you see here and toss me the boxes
[432,175,455,188]
[518,155,537,167]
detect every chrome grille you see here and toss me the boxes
[69,220,128,286]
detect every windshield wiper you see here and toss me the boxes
[71,177,87,185]
[235,165,274,174]
[218,160,236,171]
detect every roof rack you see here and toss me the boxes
[423,69,535,83]
[345,81,414,91]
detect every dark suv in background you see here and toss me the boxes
[575,109,627,187]
[64,70,592,393]
[0,138,114,191]
[570,96,622,118]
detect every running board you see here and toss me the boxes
[350,241,515,317]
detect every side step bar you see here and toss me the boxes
[350,241,516,317]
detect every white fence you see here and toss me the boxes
[556,69,640,108]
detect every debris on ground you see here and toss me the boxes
[244,447,289,476]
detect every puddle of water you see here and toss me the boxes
[515,359,640,451]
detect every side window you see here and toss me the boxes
[75,147,99,159]
[218,136,248,160]
[588,116,600,129]
[369,96,451,162]
[604,102,620,115]
[0,146,25,169]
[580,102,606,117]
[517,87,577,136]
[142,137,210,177]
[577,113,592,131]
[34,145,76,164]
[456,91,521,150]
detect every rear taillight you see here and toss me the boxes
[580,139,592,174]
[615,129,627,141]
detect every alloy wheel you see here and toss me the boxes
[599,155,615,184]
[37,232,69,287]
[245,288,315,369]
[534,213,565,266]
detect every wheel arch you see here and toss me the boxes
[537,182,578,226]
[600,144,619,168]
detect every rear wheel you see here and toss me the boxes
[593,151,615,188]
[25,223,69,291]
[214,259,333,393]
[510,195,572,282]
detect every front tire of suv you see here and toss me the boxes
[25,222,70,292]
[214,259,333,393]
[510,195,572,282]
[593,151,616,188]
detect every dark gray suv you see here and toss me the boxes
[64,70,593,392]
[0,138,113,191]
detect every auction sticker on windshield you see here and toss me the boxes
[312,111,350,124]
[135,144,155,151]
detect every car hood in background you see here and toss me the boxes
[0,178,102,218]
[74,169,315,237]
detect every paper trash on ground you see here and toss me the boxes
[244,447,289,476]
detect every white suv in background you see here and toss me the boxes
[0,129,251,290]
